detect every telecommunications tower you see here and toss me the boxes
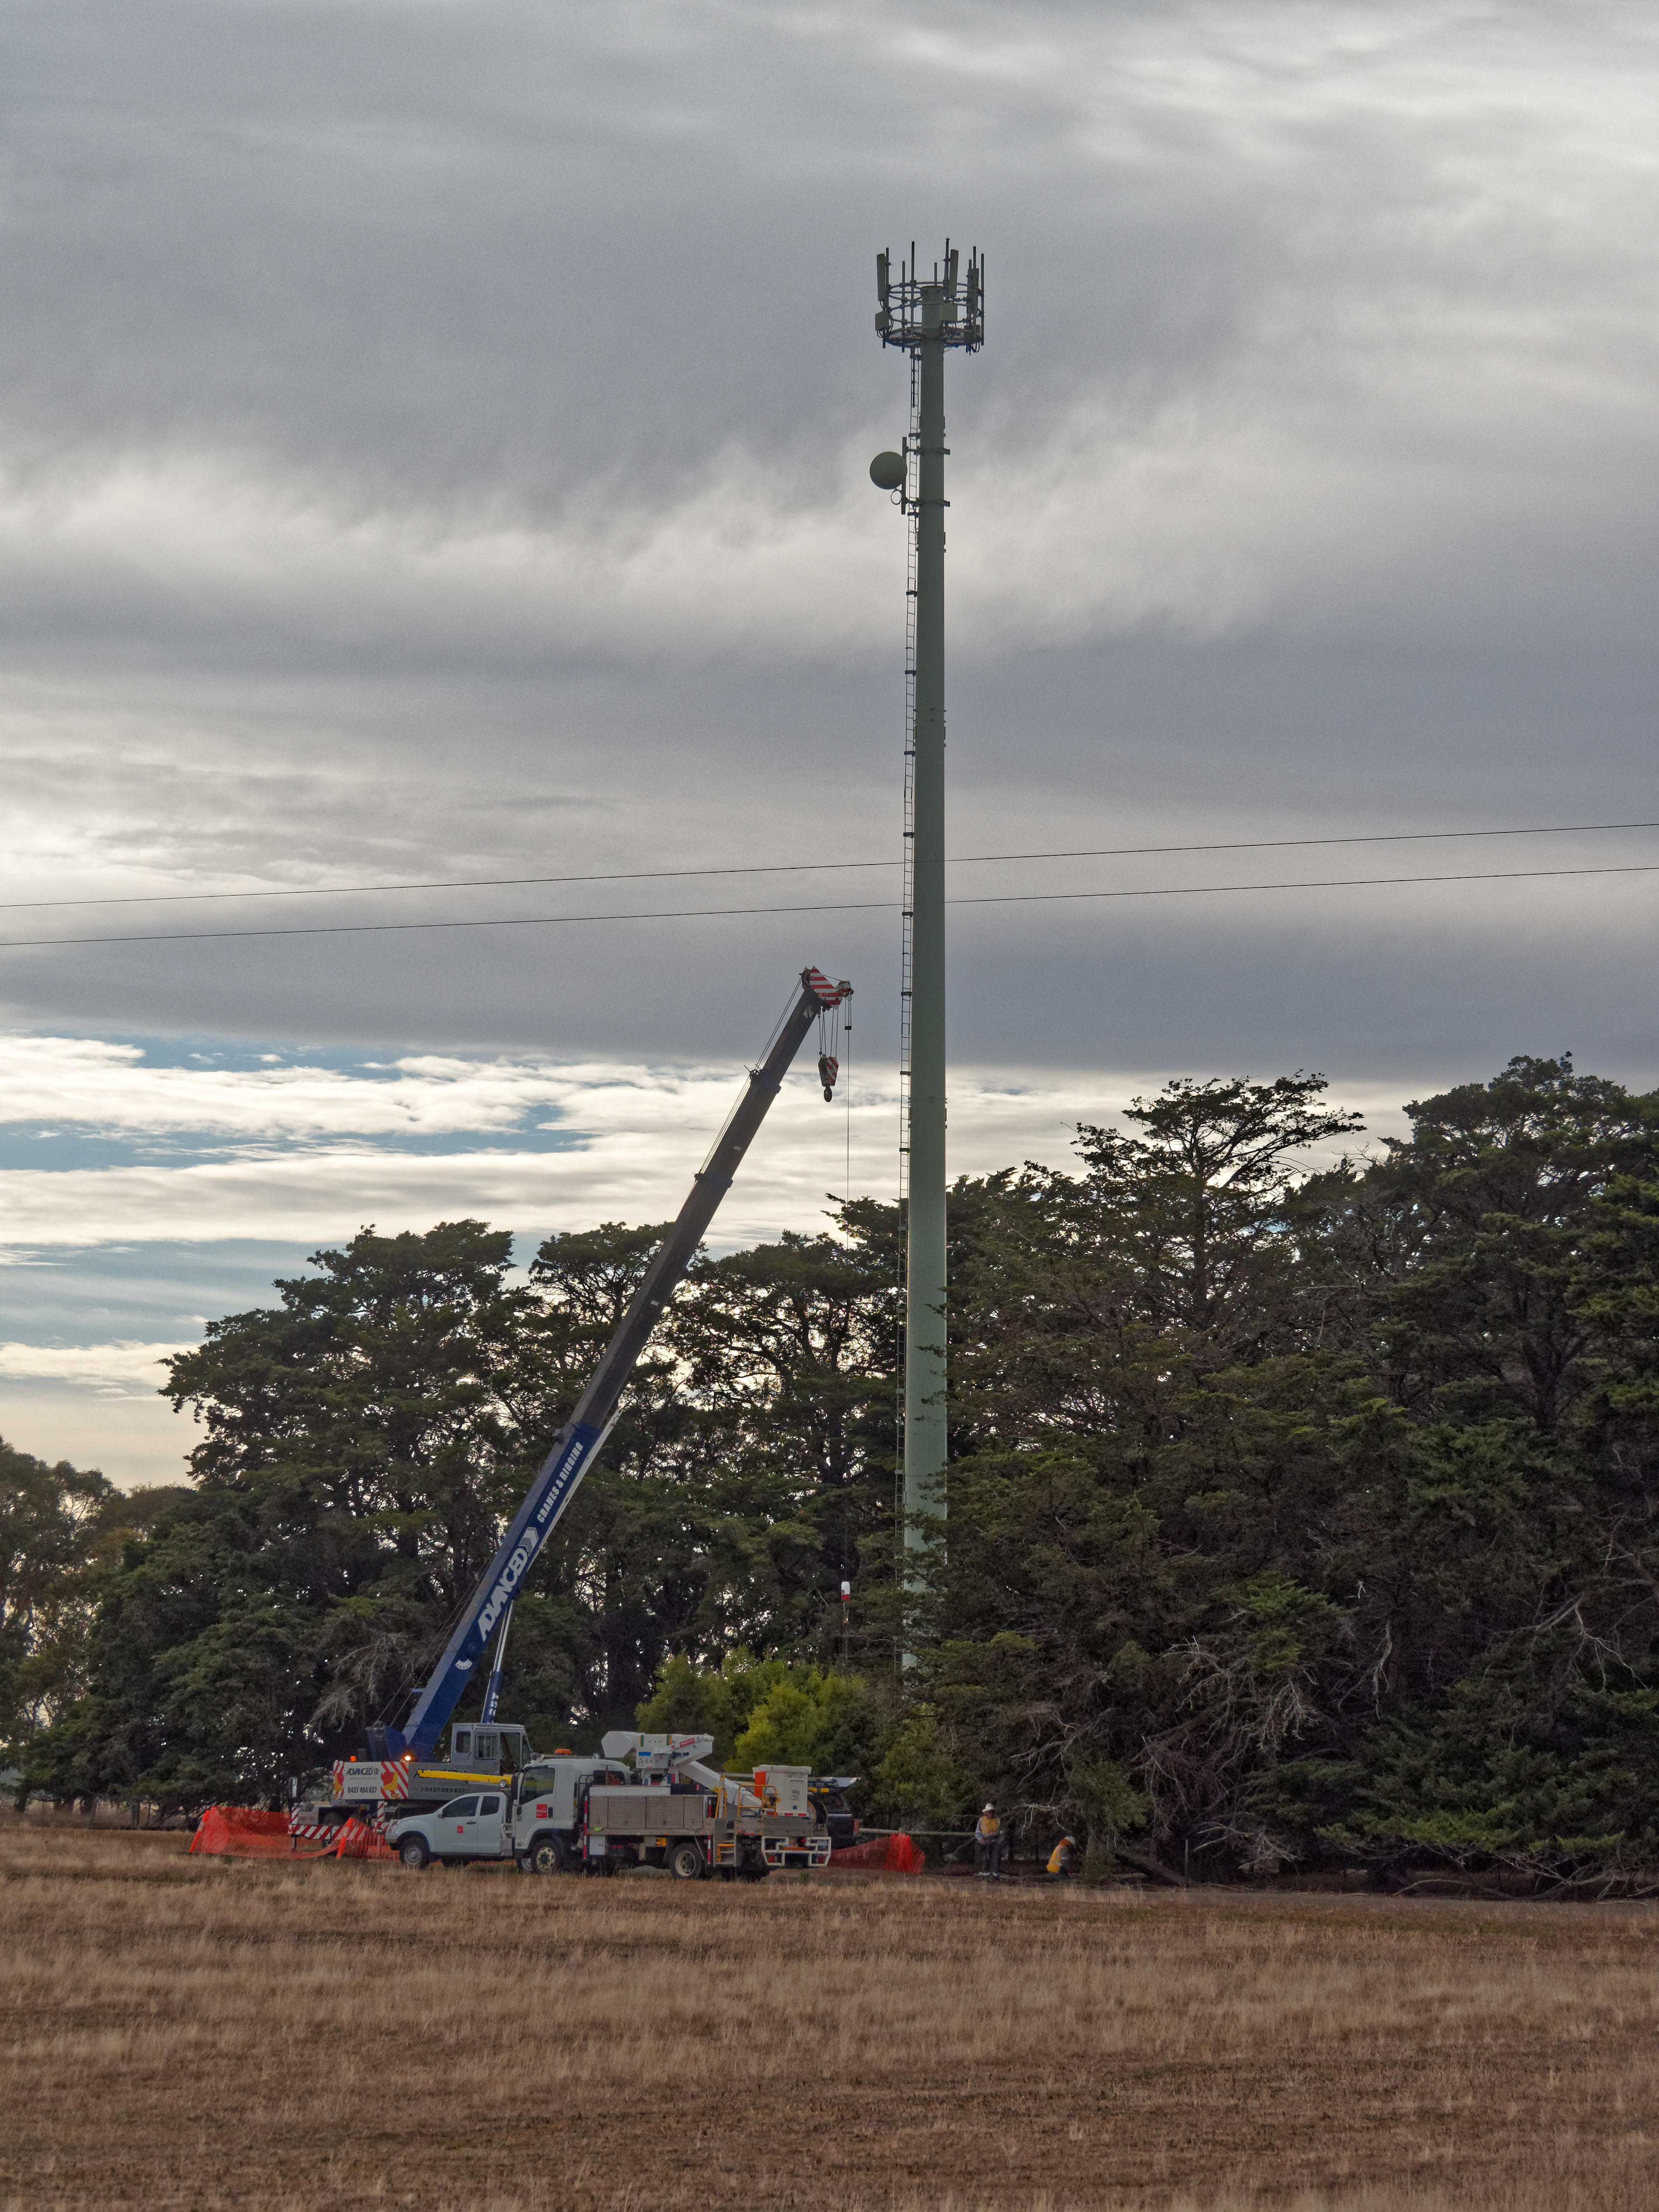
[869,241,984,1586]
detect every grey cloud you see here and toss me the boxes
[2,0,1659,1098]
[4,0,1651,519]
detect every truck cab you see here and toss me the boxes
[808,1776,860,1849]
[509,1756,630,1874]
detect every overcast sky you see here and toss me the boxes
[5,0,1659,1484]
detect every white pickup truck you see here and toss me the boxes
[386,1732,829,1879]
[387,1787,511,1866]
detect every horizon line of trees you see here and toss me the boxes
[8,1049,1659,1886]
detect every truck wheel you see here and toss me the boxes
[526,1835,565,1877]
[398,1837,430,1869]
[667,1840,704,1881]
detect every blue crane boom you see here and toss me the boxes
[373,966,852,1761]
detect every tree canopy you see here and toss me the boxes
[20,1052,1659,1886]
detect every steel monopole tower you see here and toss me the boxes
[870,242,984,1592]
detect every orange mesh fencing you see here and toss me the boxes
[829,1831,925,1874]
[190,1806,303,1857]
[188,1805,400,1862]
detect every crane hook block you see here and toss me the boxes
[817,1052,839,1102]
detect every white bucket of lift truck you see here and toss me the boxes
[750,1766,811,1816]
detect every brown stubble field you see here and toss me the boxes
[3,1825,1659,2212]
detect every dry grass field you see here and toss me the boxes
[3,1824,1659,2212]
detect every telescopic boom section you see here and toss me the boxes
[383,966,852,1760]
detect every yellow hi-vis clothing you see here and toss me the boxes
[1047,1839,1074,1875]
[976,1813,1000,1840]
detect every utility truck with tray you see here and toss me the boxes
[291,969,853,1878]
[386,1731,829,1878]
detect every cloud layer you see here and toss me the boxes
[3,1032,1236,1252]
[5,0,1659,1473]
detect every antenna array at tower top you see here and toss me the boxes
[876,241,985,354]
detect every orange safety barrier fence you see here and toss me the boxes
[190,1806,314,1857]
[332,1816,396,1862]
[829,1831,925,1874]
[189,1805,393,1860]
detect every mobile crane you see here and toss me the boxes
[306,967,852,1867]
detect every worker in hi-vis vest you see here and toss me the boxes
[975,1803,1004,1881]
[1046,1834,1077,1879]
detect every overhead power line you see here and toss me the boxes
[2,859,1658,955]
[3,817,1659,914]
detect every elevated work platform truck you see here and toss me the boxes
[292,969,852,1871]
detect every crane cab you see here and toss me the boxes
[448,1723,529,1772]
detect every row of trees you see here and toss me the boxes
[9,1052,1659,1883]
